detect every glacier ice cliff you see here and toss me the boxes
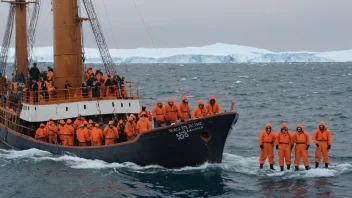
[3,43,351,64]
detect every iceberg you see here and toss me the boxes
[2,43,352,64]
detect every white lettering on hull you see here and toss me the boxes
[168,122,204,140]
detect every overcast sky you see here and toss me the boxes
[0,0,351,52]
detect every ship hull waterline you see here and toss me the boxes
[0,112,238,168]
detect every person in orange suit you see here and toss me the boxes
[77,124,90,147]
[275,123,294,171]
[152,99,165,128]
[73,114,86,130]
[58,119,66,145]
[64,119,75,146]
[192,100,209,119]
[104,121,119,145]
[35,123,48,142]
[258,122,276,170]
[91,123,104,146]
[293,123,310,171]
[125,116,138,141]
[130,114,137,122]
[47,81,55,95]
[312,121,332,169]
[206,95,221,115]
[121,85,128,99]
[76,125,84,146]
[88,119,94,136]
[139,104,152,122]
[82,121,91,146]
[137,112,152,133]
[162,98,179,125]
[46,118,58,144]
[178,95,191,122]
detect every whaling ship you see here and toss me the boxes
[0,0,238,168]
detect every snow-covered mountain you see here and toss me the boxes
[4,43,352,63]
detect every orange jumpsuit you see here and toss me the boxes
[77,127,91,146]
[152,105,165,123]
[312,127,332,164]
[178,101,191,121]
[275,131,293,166]
[104,126,118,145]
[192,106,209,119]
[58,124,65,145]
[73,118,85,130]
[137,117,152,133]
[125,121,138,141]
[91,127,104,146]
[35,127,48,142]
[258,130,276,165]
[121,87,128,98]
[206,102,221,115]
[138,109,152,122]
[46,122,58,144]
[293,131,310,167]
[63,125,75,146]
[162,104,179,123]
[87,125,93,137]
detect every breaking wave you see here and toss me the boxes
[1,149,351,178]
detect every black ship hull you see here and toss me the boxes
[0,112,238,168]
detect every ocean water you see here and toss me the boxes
[1,62,352,197]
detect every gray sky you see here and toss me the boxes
[0,0,352,52]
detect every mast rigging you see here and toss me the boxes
[27,0,41,65]
[0,4,16,75]
[82,0,117,76]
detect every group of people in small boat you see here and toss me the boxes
[258,121,333,171]
[34,95,222,146]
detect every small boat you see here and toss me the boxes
[0,0,239,168]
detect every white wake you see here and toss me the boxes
[0,149,350,178]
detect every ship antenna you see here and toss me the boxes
[131,0,186,97]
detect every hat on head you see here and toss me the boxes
[198,100,205,105]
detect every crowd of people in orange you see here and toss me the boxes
[26,63,129,102]
[35,95,222,147]
[258,121,333,171]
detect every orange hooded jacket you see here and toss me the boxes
[137,117,152,133]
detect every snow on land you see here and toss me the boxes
[4,43,352,63]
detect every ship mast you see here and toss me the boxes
[15,0,28,78]
[52,0,83,88]
[1,0,38,79]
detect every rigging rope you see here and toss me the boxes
[131,0,185,97]
[101,0,129,76]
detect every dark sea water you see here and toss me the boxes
[1,63,352,197]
